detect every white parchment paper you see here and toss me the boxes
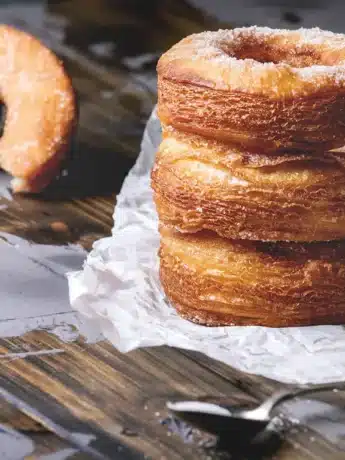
[68,108,345,385]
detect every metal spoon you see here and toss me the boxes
[167,382,345,438]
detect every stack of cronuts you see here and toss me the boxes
[152,26,345,327]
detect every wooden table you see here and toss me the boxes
[1,1,345,459]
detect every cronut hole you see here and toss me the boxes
[224,43,338,67]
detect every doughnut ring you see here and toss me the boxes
[152,127,345,242]
[157,27,345,153]
[0,25,76,193]
[159,226,345,327]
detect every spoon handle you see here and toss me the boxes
[262,381,345,416]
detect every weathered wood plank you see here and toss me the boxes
[0,399,94,458]
[0,333,239,459]
[0,399,46,433]
[0,332,344,459]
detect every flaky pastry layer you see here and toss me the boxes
[152,129,345,242]
[159,226,345,327]
[157,27,345,152]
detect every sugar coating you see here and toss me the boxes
[165,26,345,94]
[0,25,75,188]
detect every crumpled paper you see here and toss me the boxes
[68,108,345,385]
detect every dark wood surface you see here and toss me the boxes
[1,1,345,459]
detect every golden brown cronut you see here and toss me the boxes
[0,25,76,193]
[159,226,345,327]
[157,27,345,153]
[152,128,345,242]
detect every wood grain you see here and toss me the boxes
[0,399,93,458]
[0,399,46,433]
[1,1,345,459]
[0,333,345,459]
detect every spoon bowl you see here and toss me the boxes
[167,382,345,440]
[167,401,268,437]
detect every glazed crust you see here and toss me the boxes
[159,226,345,327]
[0,25,76,193]
[157,27,345,153]
[152,128,345,242]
